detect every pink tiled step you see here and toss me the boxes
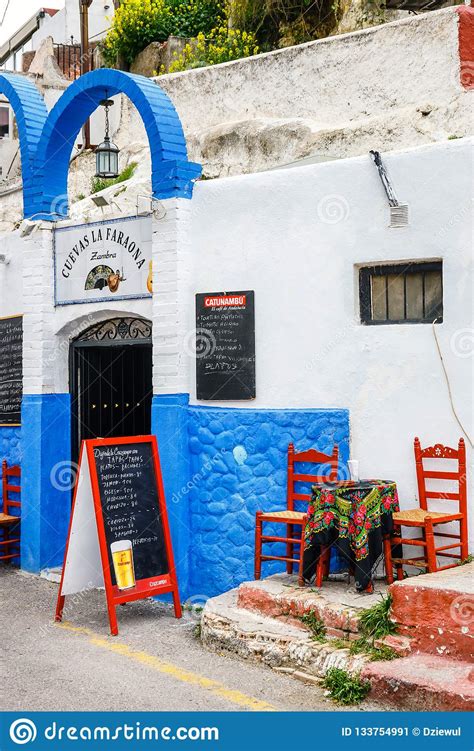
[362,654,474,711]
[390,563,474,662]
[237,573,390,639]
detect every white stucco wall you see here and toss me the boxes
[0,136,471,552]
[188,138,473,540]
[0,232,23,317]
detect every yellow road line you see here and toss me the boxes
[56,621,276,712]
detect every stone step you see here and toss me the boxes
[390,563,474,662]
[237,573,388,639]
[362,654,474,712]
[201,586,369,678]
[373,634,412,657]
[202,576,474,712]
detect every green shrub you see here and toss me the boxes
[102,0,224,65]
[91,162,138,194]
[322,667,370,705]
[228,0,343,50]
[166,27,259,72]
[166,0,225,38]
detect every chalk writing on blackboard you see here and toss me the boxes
[93,442,168,584]
[0,315,22,425]
[195,291,255,400]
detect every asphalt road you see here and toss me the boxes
[1,567,381,712]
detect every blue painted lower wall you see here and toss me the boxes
[0,426,22,466]
[152,396,349,599]
[6,392,349,598]
[21,394,71,572]
[151,394,191,599]
[186,405,349,597]
[0,426,22,564]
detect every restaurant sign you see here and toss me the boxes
[54,216,152,306]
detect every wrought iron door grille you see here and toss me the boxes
[76,317,152,343]
[70,317,152,461]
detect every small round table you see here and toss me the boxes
[302,479,399,591]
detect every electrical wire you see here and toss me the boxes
[0,0,11,27]
[432,318,473,448]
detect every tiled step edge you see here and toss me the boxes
[361,654,474,712]
[201,588,368,677]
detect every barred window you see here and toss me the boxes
[359,262,443,325]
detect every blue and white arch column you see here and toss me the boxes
[20,226,72,572]
[150,197,196,596]
[0,67,201,576]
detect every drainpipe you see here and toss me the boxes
[79,0,93,148]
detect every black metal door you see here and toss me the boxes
[71,342,152,461]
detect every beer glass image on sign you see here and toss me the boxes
[93,443,169,585]
[110,540,136,590]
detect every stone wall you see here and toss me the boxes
[186,406,350,597]
[149,7,472,177]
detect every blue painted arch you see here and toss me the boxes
[0,69,200,219]
[32,69,201,219]
[0,72,48,218]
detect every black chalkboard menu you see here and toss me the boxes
[0,315,22,425]
[195,291,256,400]
[56,435,181,636]
[92,442,168,584]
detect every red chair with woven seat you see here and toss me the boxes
[255,442,339,586]
[384,438,468,582]
[1,460,21,564]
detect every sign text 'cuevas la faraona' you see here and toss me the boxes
[54,216,153,305]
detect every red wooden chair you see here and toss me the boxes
[384,438,468,582]
[0,460,21,563]
[255,442,339,586]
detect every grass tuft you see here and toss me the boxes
[300,611,327,642]
[348,637,398,661]
[359,594,397,640]
[457,554,473,566]
[321,667,370,705]
[91,161,138,194]
[342,594,399,661]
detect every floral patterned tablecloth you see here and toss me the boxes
[303,480,399,591]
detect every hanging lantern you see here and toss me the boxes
[95,94,119,179]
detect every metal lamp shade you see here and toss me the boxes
[95,137,119,178]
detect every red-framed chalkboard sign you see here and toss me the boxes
[55,435,181,635]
